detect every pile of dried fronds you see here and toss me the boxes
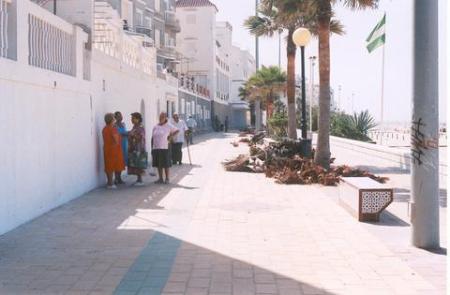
[223,134,388,186]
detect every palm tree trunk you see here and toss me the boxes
[286,29,297,139]
[314,0,332,169]
[255,100,262,131]
[267,92,274,119]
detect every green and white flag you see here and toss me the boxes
[366,14,386,53]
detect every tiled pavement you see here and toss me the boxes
[0,133,446,295]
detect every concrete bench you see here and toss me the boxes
[339,177,393,222]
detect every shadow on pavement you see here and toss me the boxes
[114,231,338,295]
[0,139,336,294]
[426,247,447,256]
[368,210,410,227]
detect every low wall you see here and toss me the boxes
[329,136,447,183]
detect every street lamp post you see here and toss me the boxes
[254,0,261,131]
[309,56,317,134]
[338,85,342,111]
[292,28,311,140]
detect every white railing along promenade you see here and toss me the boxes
[368,130,447,147]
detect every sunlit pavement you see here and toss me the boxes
[0,133,445,295]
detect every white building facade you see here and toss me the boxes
[229,46,256,129]
[175,0,253,130]
[0,0,180,235]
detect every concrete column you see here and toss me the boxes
[410,0,440,248]
[74,25,88,79]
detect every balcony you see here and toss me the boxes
[165,11,181,32]
[123,26,154,48]
[157,45,178,61]
[179,74,210,99]
[134,25,152,38]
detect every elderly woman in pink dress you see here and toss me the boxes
[152,112,179,184]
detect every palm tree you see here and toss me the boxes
[245,2,308,139]
[245,1,343,141]
[252,66,287,119]
[308,0,378,168]
[240,66,287,124]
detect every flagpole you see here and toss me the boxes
[380,13,386,126]
[381,38,385,125]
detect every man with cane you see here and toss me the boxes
[170,113,188,165]
[186,116,197,144]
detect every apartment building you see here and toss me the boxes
[119,0,180,74]
[230,45,256,129]
[175,0,232,127]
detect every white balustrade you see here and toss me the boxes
[28,14,75,75]
[0,0,10,58]
[141,49,155,76]
[93,1,156,76]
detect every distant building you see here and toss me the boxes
[176,0,254,128]
[229,46,256,129]
[122,0,181,75]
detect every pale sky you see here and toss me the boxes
[214,0,447,124]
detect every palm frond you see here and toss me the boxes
[342,0,379,10]
[244,15,278,37]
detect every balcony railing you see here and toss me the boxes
[165,11,180,32]
[0,0,12,59]
[28,13,76,76]
[134,25,151,38]
[179,74,210,98]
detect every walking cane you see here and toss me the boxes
[186,131,193,165]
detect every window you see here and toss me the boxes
[155,29,161,48]
[145,17,152,28]
[181,98,185,114]
[165,33,170,46]
[186,14,196,24]
[136,9,144,26]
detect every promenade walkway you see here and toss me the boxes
[0,133,445,295]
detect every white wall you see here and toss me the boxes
[0,0,94,235]
[0,0,173,235]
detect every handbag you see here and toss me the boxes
[129,151,148,169]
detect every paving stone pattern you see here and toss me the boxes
[0,133,445,295]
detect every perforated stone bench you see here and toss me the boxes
[339,177,393,222]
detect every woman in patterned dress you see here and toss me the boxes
[128,112,146,186]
